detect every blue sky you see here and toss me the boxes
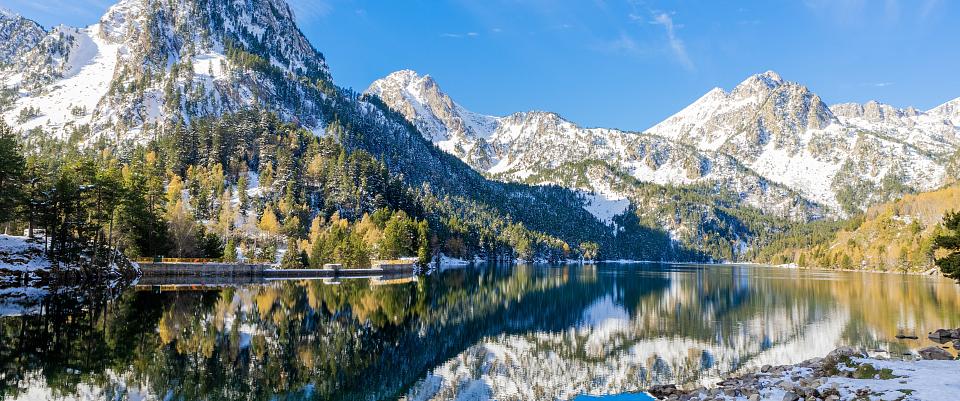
[5,0,959,130]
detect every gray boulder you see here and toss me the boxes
[825,347,865,364]
[928,328,960,341]
[918,346,954,360]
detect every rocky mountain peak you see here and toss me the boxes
[733,70,785,93]
[930,97,960,122]
[0,7,17,18]
[0,8,46,65]
[1,0,337,141]
[755,70,784,86]
[380,69,433,86]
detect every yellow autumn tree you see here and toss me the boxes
[166,173,184,208]
[259,206,281,236]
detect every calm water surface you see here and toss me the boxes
[1,263,959,400]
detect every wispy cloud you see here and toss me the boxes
[650,12,694,71]
[861,82,895,87]
[604,32,642,54]
[441,32,480,38]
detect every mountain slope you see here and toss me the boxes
[1,0,332,142]
[0,0,691,261]
[371,70,959,218]
[0,8,45,66]
[753,184,960,272]
[366,70,825,223]
[649,71,957,213]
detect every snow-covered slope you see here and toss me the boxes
[366,70,500,170]
[0,0,332,143]
[371,70,959,217]
[367,70,826,223]
[929,97,960,123]
[648,71,957,212]
[0,8,45,66]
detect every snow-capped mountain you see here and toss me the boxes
[369,70,959,217]
[366,70,500,170]
[0,0,331,143]
[0,8,45,66]
[649,71,957,212]
[367,70,826,223]
[1,0,633,260]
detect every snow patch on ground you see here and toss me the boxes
[0,235,51,281]
[821,358,960,401]
[438,255,470,270]
[193,52,228,79]
[2,24,121,139]
[580,187,630,226]
[747,136,845,209]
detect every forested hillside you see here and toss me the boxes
[4,110,639,272]
[0,0,708,265]
[752,185,960,272]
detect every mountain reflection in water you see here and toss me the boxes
[0,263,958,401]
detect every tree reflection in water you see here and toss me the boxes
[0,264,958,401]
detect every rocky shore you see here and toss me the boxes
[648,341,960,401]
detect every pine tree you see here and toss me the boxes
[0,121,24,226]
[223,236,237,262]
[417,220,430,265]
[237,174,249,212]
[934,211,960,280]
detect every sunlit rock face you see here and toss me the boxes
[371,69,960,218]
[1,0,332,143]
[368,70,827,230]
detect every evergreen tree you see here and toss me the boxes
[934,211,960,281]
[417,220,430,265]
[0,121,24,226]
[223,237,238,262]
[237,174,249,212]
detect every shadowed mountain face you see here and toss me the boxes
[2,264,958,400]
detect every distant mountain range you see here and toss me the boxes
[2,0,958,261]
[367,70,960,221]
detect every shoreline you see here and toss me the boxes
[766,263,942,278]
[647,346,960,401]
[593,258,944,278]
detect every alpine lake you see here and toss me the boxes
[1,263,958,401]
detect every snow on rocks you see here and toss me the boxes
[0,235,51,282]
[646,347,960,401]
[438,254,470,270]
